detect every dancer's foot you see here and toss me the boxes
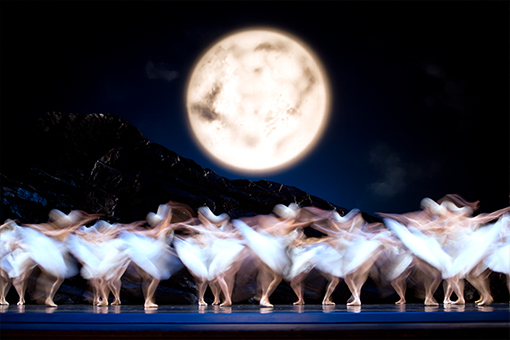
[395,298,406,305]
[424,297,438,306]
[97,299,108,307]
[452,298,465,305]
[347,299,361,306]
[220,300,232,307]
[45,298,57,307]
[476,296,493,306]
[260,297,273,307]
[144,301,158,308]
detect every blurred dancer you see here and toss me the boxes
[364,222,414,305]
[22,209,98,306]
[484,213,510,301]
[310,210,383,306]
[120,203,182,308]
[67,220,131,306]
[0,220,36,305]
[174,207,246,306]
[233,203,325,307]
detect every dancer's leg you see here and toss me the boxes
[447,276,465,305]
[210,280,221,305]
[12,276,27,306]
[322,273,340,305]
[46,275,64,307]
[144,278,160,308]
[391,274,407,305]
[216,274,232,307]
[466,269,493,306]
[0,270,11,305]
[109,278,123,306]
[261,271,282,307]
[290,272,307,305]
[443,280,453,304]
[97,278,110,306]
[195,277,208,306]
[345,274,361,306]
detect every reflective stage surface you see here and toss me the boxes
[1,304,509,339]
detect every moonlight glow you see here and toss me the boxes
[186,28,330,174]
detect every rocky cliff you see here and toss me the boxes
[1,112,352,225]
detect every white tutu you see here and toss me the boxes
[174,236,211,280]
[233,220,291,275]
[21,227,77,278]
[120,230,181,281]
[208,236,245,280]
[384,218,452,278]
[285,242,322,281]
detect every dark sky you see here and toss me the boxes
[1,1,509,217]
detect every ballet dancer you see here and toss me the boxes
[484,213,510,301]
[173,207,247,307]
[233,203,329,307]
[120,203,183,308]
[67,220,131,306]
[311,211,383,306]
[0,220,37,305]
[21,209,99,306]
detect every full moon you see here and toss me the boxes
[186,28,330,174]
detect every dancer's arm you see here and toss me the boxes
[471,207,510,225]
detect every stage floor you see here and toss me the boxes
[1,303,509,339]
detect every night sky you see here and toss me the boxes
[2,1,509,218]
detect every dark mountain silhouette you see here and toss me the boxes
[1,111,358,225]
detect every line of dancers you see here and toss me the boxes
[1,194,508,308]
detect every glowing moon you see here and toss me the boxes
[186,28,330,174]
